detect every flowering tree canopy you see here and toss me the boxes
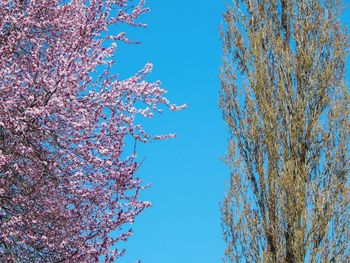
[0,0,183,261]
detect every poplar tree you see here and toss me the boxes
[220,1,349,262]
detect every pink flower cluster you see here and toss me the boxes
[0,0,184,261]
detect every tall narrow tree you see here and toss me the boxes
[220,0,349,262]
[0,0,183,261]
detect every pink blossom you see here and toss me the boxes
[0,0,182,261]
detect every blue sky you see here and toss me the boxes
[114,1,228,262]
[113,1,350,262]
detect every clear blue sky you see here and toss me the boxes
[114,1,228,262]
[113,1,350,262]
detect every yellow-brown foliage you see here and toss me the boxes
[220,1,349,262]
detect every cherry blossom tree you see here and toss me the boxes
[0,0,183,261]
